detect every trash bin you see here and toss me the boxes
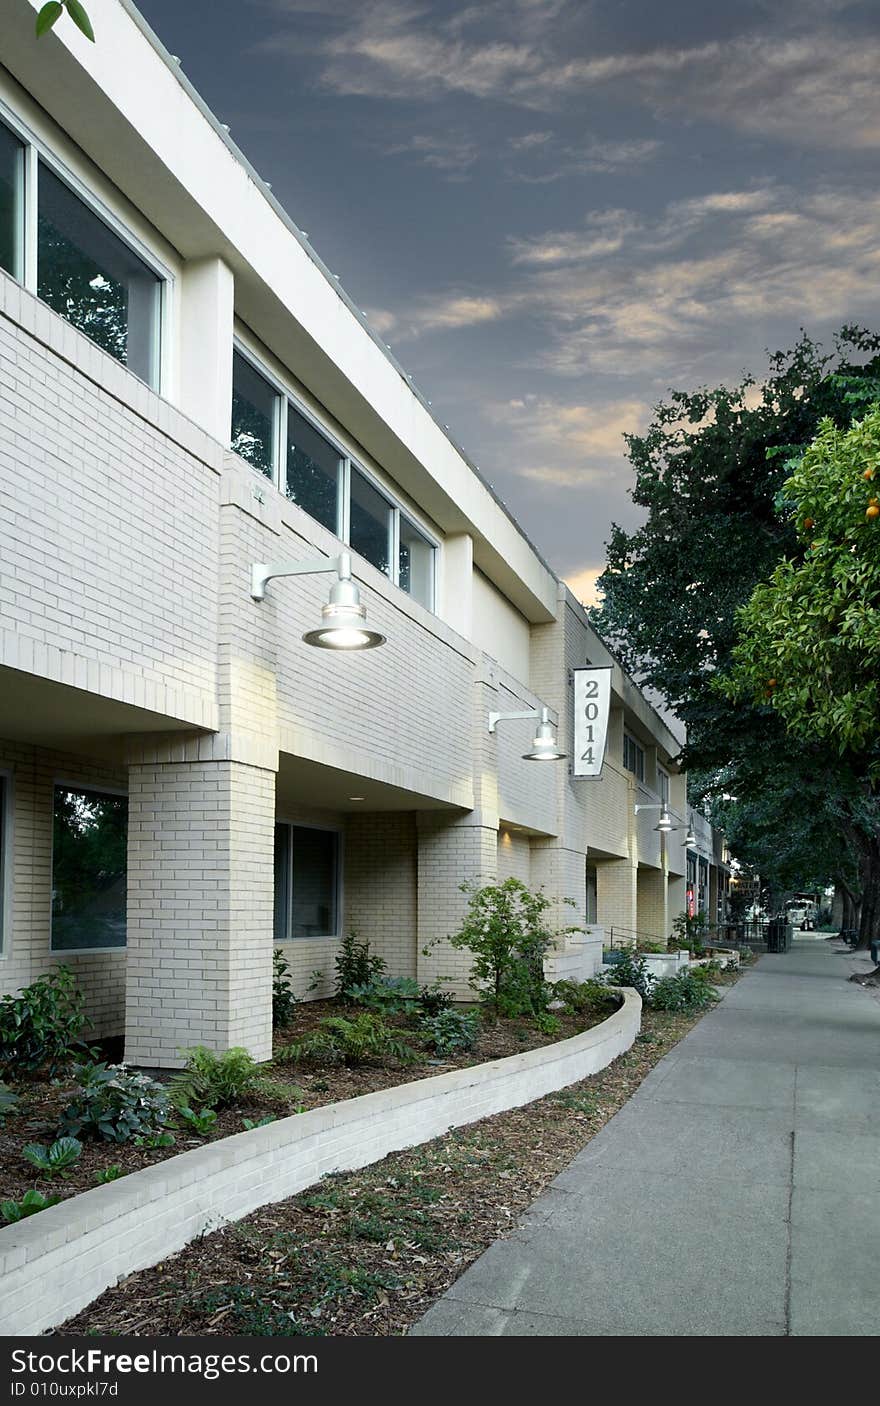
[767,918,786,952]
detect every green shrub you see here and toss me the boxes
[345,976,421,1014]
[334,931,386,1000]
[242,1114,278,1130]
[176,1105,218,1136]
[134,1130,175,1149]
[94,1165,124,1184]
[603,952,652,1000]
[1,1189,61,1223]
[59,1062,171,1143]
[442,878,575,1019]
[170,1046,268,1110]
[0,967,88,1077]
[418,983,453,1017]
[419,1008,481,1055]
[0,1082,20,1125]
[278,1013,418,1067]
[552,979,619,1017]
[534,1011,562,1036]
[22,1136,82,1178]
[670,910,714,955]
[272,949,297,1029]
[649,970,718,1013]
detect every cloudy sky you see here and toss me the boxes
[137,0,880,603]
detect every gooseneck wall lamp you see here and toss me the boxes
[633,802,697,846]
[250,550,386,651]
[488,705,566,762]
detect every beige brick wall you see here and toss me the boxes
[345,811,418,978]
[124,754,275,1067]
[0,273,221,733]
[416,814,498,997]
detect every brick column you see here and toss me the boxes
[598,856,638,942]
[124,737,276,1067]
[637,866,668,943]
[416,813,498,997]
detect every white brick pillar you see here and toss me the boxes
[178,256,235,442]
[124,742,275,1067]
[637,866,668,943]
[598,856,638,943]
[416,813,498,997]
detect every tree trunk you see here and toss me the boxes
[838,879,859,934]
[855,831,880,952]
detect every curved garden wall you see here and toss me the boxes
[0,990,640,1336]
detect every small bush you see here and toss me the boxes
[1,1189,61,1223]
[94,1165,124,1185]
[176,1105,218,1136]
[170,1046,270,1111]
[419,1008,481,1055]
[443,878,575,1019]
[334,932,386,1000]
[278,1013,418,1067]
[345,976,421,1015]
[0,967,88,1077]
[59,1062,171,1144]
[533,1011,562,1036]
[22,1137,82,1179]
[649,970,718,1013]
[418,983,453,1017]
[603,951,652,1000]
[272,949,297,1029]
[552,979,619,1017]
[0,1082,20,1125]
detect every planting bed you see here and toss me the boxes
[0,997,617,1208]
[56,996,728,1339]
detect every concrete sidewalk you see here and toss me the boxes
[411,942,880,1337]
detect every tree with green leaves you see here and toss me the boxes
[35,1,94,43]
[720,407,880,953]
[593,327,880,923]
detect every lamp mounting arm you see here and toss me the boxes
[251,550,352,602]
[489,705,548,735]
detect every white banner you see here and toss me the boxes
[572,666,612,778]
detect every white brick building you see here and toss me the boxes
[0,0,715,1065]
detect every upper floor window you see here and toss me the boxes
[0,113,165,390]
[623,732,645,782]
[0,121,24,280]
[286,404,342,534]
[231,349,276,477]
[231,340,436,611]
[657,767,669,806]
[38,163,161,388]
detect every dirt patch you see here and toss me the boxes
[55,986,733,1338]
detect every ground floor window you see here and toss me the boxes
[51,786,127,951]
[586,862,598,924]
[0,773,8,953]
[274,822,340,941]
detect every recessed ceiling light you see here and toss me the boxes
[349,796,366,802]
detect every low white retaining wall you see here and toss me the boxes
[0,991,640,1336]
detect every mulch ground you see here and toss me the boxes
[0,1000,612,1206]
[56,972,744,1338]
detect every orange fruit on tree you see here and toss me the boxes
[864,467,876,481]
[803,517,814,529]
[867,505,880,520]
[767,678,777,688]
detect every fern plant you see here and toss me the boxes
[277,1013,417,1067]
[170,1047,265,1110]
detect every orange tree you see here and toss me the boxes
[720,406,880,950]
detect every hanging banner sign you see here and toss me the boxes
[572,665,612,778]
